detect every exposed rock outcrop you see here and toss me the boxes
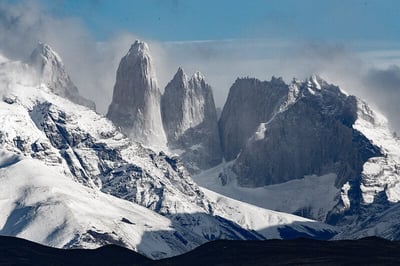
[161,68,222,173]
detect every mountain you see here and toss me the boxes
[202,75,400,237]
[0,51,336,258]
[107,40,167,150]
[161,67,222,173]
[29,42,95,110]
[4,38,400,260]
[219,76,380,187]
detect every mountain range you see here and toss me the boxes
[0,39,399,261]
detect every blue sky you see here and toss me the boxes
[36,0,400,42]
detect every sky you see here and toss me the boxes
[1,0,400,132]
[35,0,400,42]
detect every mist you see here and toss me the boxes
[1,1,400,133]
[0,1,138,113]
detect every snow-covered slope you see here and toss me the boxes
[328,99,400,239]
[0,152,200,259]
[354,100,400,205]
[195,163,339,222]
[202,188,337,240]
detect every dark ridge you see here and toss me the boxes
[2,235,400,265]
[160,237,400,266]
[0,235,150,266]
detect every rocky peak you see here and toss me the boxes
[107,40,167,150]
[161,67,222,173]
[175,66,185,77]
[29,42,95,110]
[170,67,188,89]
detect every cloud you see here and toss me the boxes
[362,65,400,132]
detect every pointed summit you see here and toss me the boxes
[107,40,167,150]
[128,40,150,54]
[175,67,185,79]
[174,67,187,81]
[161,68,222,173]
[29,42,95,109]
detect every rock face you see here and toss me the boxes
[219,77,289,161]
[161,68,222,173]
[107,40,166,150]
[29,42,95,109]
[220,76,381,187]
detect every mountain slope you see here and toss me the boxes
[201,188,337,240]
[0,153,201,259]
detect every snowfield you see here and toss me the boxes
[203,188,337,239]
[195,164,339,222]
